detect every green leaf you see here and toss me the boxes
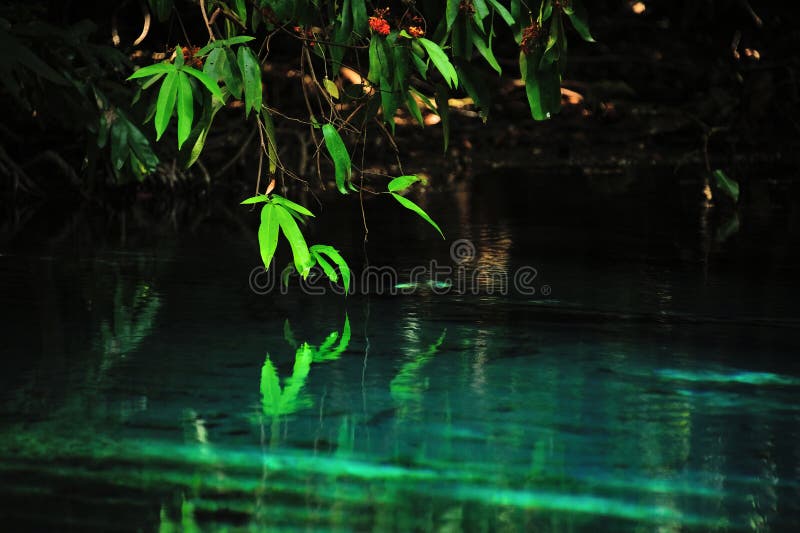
[434,84,451,152]
[311,249,338,283]
[418,38,458,89]
[124,118,159,172]
[323,77,340,100]
[473,0,490,21]
[411,51,428,79]
[564,0,594,42]
[235,0,247,26]
[110,122,129,170]
[352,0,367,35]
[187,97,224,167]
[154,70,178,140]
[405,91,424,126]
[241,194,271,204]
[174,45,184,68]
[391,193,445,239]
[470,26,502,74]
[176,71,193,149]
[237,46,262,116]
[521,50,561,120]
[127,62,175,80]
[197,36,256,57]
[202,48,225,80]
[388,175,422,192]
[181,65,224,101]
[261,107,279,174]
[487,0,515,26]
[275,205,314,278]
[271,194,315,217]
[223,48,243,99]
[309,245,351,293]
[258,202,280,268]
[321,123,352,194]
[713,169,740,203]
[260,356,282,416]
[446,0,459,32]
[541,12,561,66]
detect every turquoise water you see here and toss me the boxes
[1,183,799,531]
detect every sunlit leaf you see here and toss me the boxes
[176,71,193,148]
[321,124,352,194]
[388,175,423,192]
[241,194,270,204]
[127,61,174,80]
[258,202,280,269]
[154,70,178,140]
[391,192,445,239]
[309,244,351,293]
[271,194,315,217]
[275,205,314,278]
[196,36,256,57]
[312,249,338,283]
[182,65,224,101]
[419,38,458,89]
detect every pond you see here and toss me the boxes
[1,176,799,531]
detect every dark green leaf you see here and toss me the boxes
[487,0,515,26]
[321,124,352,194]
[223,48,243,99]
[713,169,740,203]
[235,0,247,26]
[261,107,279,175]
[124,118,159,172]
[564,0,594,42]
[434,84,450,152]
[187,97,224,167]
[405,91,424,126]
[110,122,129,170]
[391,193,445,239]
[197,36,256,57]
[470,26,502,74]
[237,46,262,116]
[446,0,459,32]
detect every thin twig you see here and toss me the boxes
[199,0,215,42]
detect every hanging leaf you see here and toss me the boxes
[309,245,351,293]
[391,193,445,239]
[271,194,315,217]
[275,205,314,278]
[109,121,129,170]
[235,0,247,26]
[418,38,458,89]
[445,0,459,32]
[713,169,740,203]
[258,202,280,269]
[405,91,424,126]
[321,123,352,194]
[187,97,224,167]
[237,46,262,116]
[487,0,515,26]
[434,83,450,152]
[223,48,243,99]
[182,65,224,101]
[175,70,193,148]
[352,0,367,35]
[323,77,340,100]
[311,249,338,283]
[154,70,178,140]
[124,117,159,172]
[388,175,423,192]
[563,0,594,42]
[261,107,279,174]
[470,27,502,74]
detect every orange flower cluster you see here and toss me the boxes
[369,8,391,36]
[407,25,425,38]
[459,0,476,15]
[293,25,316,46]
[181,46,203,68]
[520,22,542,55]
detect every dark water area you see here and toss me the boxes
[1,174,800,531]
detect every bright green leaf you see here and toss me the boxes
[175,71,193,149]
[391,192,445,239]
[182,65,224,101]
[127,61,175,80]
[271,194,315,217]
[241,194,270,204]
[275,205,314,278]
[154,70,178,140]
[487,0,515,26]
[419,38,458,89]
[470,27,502,74]
[388,175,422,192]
[310,244,351,293]
[258,202,280,269]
